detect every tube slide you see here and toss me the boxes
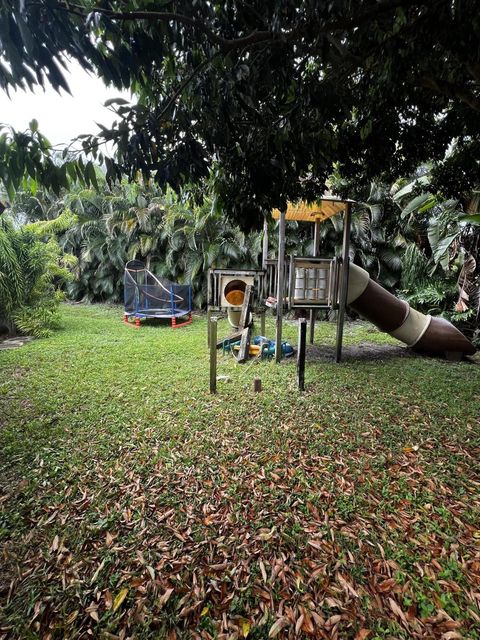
[347,264,476,357]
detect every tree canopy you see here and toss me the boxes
[1,1,479,226]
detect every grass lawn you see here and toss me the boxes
[1,304,480,640]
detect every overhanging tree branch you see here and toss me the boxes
[54,0,428,53]
[421,76,480,112]
[156,54,220,122]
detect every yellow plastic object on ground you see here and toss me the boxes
[233,344,262,356]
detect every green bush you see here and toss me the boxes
[0,213,70,337]
[12,302,62,338]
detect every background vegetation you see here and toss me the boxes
[0,211,74,337]
[1,2,479,225]
[2,168,479,344]
[0,2,479,342]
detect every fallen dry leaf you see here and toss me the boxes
[239,617,251,637]
[158,588,174,608]
[377,578,396,592]
[269,617,288,638]
[355,630,371,640]
[257,526,276,541]
[388,597,408,625]
[112,588,129,613]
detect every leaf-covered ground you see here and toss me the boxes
[1,305,479,640]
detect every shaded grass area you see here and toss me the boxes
[1,304,479,640]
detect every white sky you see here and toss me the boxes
[0,60,131,148]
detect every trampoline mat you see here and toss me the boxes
[126,308,190,318]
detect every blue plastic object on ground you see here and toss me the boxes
[222,339,240,354]
[253,336,294,359]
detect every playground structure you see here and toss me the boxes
[346,263,475,357]
[207,268,265,329]
[207,197,475,364]
[207,197,354,362]
[124,260,192,328]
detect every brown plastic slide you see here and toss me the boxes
[347,264,476,358]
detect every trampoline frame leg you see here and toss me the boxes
[172,312,193,329]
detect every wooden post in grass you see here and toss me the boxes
[297,318,307,391]
[207,307,212,347]
[335,202,352,363]
[309,219,321,344]
[275,207,286,363]
[239,285,253,330]
[260,310,266,337]
[209,316,217,394]
[237,327,251,363]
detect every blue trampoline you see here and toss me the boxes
[123,260,192,328]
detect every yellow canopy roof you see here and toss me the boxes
[272,198,350,223]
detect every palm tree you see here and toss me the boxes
[161,200,263,307]
[309,183,403,289]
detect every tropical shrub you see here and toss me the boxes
[15,182,264,307]
[160,200,263,307]
[12,293,63,338]
[9,168,479,335]
[0,213,73,337]
[392,175,480,341]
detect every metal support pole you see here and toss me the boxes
[309,309,316,344]
[262,217,269,301]
[309,220,321,344]
[209,316,217,393]
[260,311,266,337]
[297,318,307,391]
[262,217,269,270]
[335,203,352,363]
[313,219,321,255]
[275,208,286,363]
